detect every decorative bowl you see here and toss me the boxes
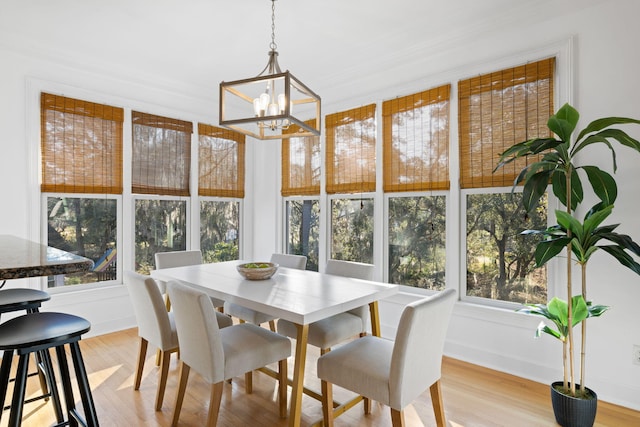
[236,262,279,280]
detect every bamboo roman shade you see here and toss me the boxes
[41,93,124,194]
[458,57,555,189]
[383,84,451,192]
[325,104,377,194]
[281,120,320,196]
[132,111,192,196]
[198,123,245,198]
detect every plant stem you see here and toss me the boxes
[565,164,575,396]
[580,262,587,394]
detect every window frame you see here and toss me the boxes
[40,192,123,293]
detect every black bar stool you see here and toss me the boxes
[0,288,64,422]
[0,312,99,427]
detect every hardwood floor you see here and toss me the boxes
[2,327,638,426]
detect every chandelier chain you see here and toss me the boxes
[270,0,277,51]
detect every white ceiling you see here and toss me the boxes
[1,0,606,110]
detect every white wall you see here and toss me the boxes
[1,0,639,411]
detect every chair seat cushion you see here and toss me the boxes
[277,312,364,350]
[317,336,393,405]
[224,302,275,325]
[221,323,291,380]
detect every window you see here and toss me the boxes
[198,124,244,262]
[330,197,374,264]
[285,199,320,271]
[326,105,376,263]
[383,85,450,288]
[458,57,554,304]
[282,121,321,269]
[132,111,192,272]
[41,93,122,287]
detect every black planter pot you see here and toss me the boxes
[550,381,598,427]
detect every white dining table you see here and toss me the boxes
[151,259,398,427]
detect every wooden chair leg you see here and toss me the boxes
[134,337,148,390]
[430,380,446,427]
[321,380,334,427]
[206,382,224,427]
[245,371,253,393]
[278,358,288,418]
[390,408,405,427]
[171,362,190,427]
[155,350,172,411]
[269,320,277,332]
[364,397,372,414]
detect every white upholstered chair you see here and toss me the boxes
[317,288,457,427]
[224,253,307,331]
[277,259,374,353]
[166,281,291,426]
[124,271,232,411]
[154,250,225,310]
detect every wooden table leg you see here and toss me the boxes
[289,323,309,427]
[369,301,381,337]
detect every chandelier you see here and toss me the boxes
[219,0,321,140]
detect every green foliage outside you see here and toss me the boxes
[200,200,240,263]
[466,192,547,304]
[135,199,186,274]
[286,200,320,271]
[388,196,446,289]
[331,198,374,264]
[47,197,117,286]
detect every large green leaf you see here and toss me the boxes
[548,104,579,142]
[576,116,640,142]
[547,297,568,325]
[600,245,640,275]
[581,204,613,236]
[535,237,571,267]
[522,170,552,212]
[495,137,562,172]
[587,303,610,318]
[572,133,617,171]
[551,168,583,210]
[598,231,640,255]
[582,166,617,206]
[556,210,584,240]
[571,295,589,326]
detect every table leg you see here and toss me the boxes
[368,301,381,337]
[289,323,309,427]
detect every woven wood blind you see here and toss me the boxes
[325,104,377,194]
[458,57,555,189]
[383,84,451,192]
[198,123,245,198]
[281,120,320,196]
[41,93,124,194]
[132,111,192,196]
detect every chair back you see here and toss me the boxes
[166,280,225,384]
[124,270,175,350]
[270,253,307,270]
[389,288,456,409]
[154,250,203,293]
[325,260,374,320]
[155,250,202,269]
[325,259,374,280]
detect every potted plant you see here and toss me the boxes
[494,103,640,426]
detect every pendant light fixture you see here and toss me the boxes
[219,0,321,140]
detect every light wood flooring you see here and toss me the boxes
[2,327,638,426]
